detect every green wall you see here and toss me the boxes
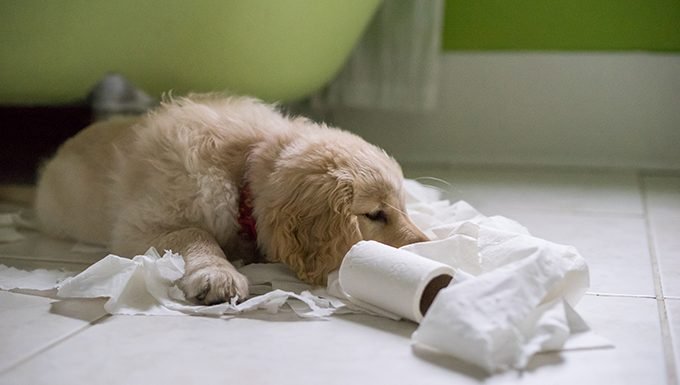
[443,0,680,51]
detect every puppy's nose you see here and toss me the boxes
[403,218,429,245]
[409,228,430,244]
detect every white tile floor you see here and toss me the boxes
[0,165,678,385]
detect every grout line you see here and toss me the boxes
[402,161,650,175]
[401,161,680,177]
[449,198,646,219]
[0,313,110,376]
[473,205,646,219]
[584,292,656,299]
[639,173,678,385]
[545,209,644,218]
[667,296,680,301]
[0,255,95,267]
[640,169,680,178]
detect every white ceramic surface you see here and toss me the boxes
[1,167,678,384]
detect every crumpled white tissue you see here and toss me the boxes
[322,181,609,371]
[0,179,611,372]
[398,182,607,372]
[0,265,73,291]
[407,223,591,372]
[56,248,338,318]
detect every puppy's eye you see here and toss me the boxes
[364,210,388,224]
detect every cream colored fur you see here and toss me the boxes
[35,94,428,304]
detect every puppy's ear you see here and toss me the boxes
[263,170,361,285]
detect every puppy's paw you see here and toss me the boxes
[178,263,249,305]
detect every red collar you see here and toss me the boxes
[237,182,257,243]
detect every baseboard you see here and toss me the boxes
[331,52,680,169]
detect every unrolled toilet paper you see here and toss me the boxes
[0,179,611,373]
[339,241,455,323]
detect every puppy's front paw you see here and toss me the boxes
[178,263,249,305]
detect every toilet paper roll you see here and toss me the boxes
[339,240,455,323]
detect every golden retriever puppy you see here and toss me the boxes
[35,94,428,304]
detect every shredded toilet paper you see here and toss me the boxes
[55,248,339,318]
[0,265,73,291]
[0,179,611,372]
[407,225,591,371]
[399,184,608,371]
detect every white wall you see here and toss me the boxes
[331,52,680,169]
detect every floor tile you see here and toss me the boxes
[404,165,643,215]
[404,167,654,296]
[0,169,673,385]
[0,257,89,273]
[0,202,108,265]
[0,228,107,265]
[0,313,438,385]
[486,295,668,385]
[482,208,655,296]
[0,295,666,385]
[643,176,680,297]
[0,291,107,374]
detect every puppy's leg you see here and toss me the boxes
[151,228,249,305]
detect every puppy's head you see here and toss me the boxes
[252,126,428,285]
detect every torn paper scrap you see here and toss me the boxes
[329,213,601,372]
[0,247,342,318]
[0,264,73,291]
[0,179,610,373]
[57,249,184,315]
[409,223,591,372]
[239,261,313,295]
[55,248,341,318]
